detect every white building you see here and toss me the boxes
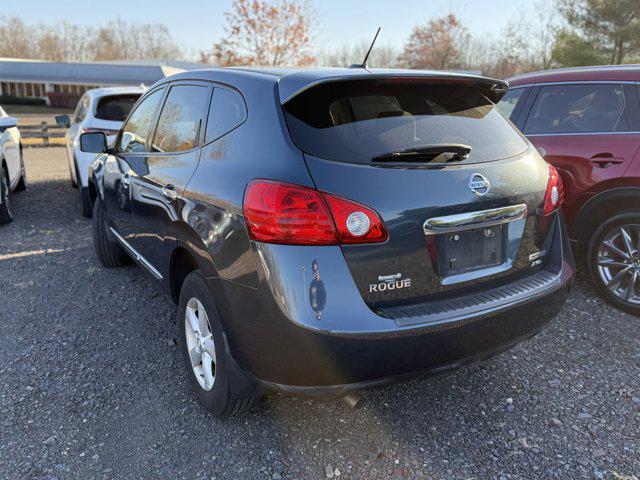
[0,58,203,105]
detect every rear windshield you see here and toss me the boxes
[283,79,528,164]
[95,95,141,122]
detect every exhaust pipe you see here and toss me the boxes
[342,392,363,410]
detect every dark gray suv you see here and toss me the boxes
[80,67,575,416]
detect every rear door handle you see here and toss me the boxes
[161,184,178,200]
[590,153,625,168]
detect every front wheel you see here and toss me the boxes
[0,168,14,224]
[178,271,260,416]
[14,150,26,192]
[80,187,92,217]
[587,212,640,315]
[70,158,79,188]
[92,196,130,267]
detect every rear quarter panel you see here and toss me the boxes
[180,75,315,288]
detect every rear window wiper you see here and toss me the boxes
[371,144,472,163]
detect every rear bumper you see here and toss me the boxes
[260,282,570,397]
[212,213,574,396]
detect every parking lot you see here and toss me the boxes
[0,147,638,479]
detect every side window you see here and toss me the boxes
[152,84,209,153]
[205,87,247,143]
[524,84,625,135]
[117,88,164,153]
[622,84,640,132]
[497,88,524,119]
[74,95,89,123]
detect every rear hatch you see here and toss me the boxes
[282,75,555,308]
[89,94,141,132]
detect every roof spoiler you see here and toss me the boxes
[279,72,510,105]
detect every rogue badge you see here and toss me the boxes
[369,273,412,293]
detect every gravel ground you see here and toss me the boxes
[1,148,639,480]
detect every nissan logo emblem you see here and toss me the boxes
[468,173,491,196]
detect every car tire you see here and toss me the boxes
[587,211,640,316]
[0,168,13,225]
[92,196,130,267]
[178,271,261,417]
[14,151,26,192]
[70,159,79,189]
[80,186,92,218]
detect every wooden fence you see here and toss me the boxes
[20,122,66,146]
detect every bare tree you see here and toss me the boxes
[321,40,399,68]
[140,25,182,61]
[91,19,181,61]
[531,0,558,70]
[399,13,470,70]
[458,35,501,74]
[458,0,559,78]
[0,17,37,59]
[91,18,137,61]
[0,16,182,63]
[203,0,317,66]
[510,0,558,71]
[38,22,94,63]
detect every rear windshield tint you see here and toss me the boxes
[283,79,528,164]
[95,95,141,122]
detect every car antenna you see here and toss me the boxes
[349,27,381,69]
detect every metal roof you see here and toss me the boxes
[0,58,204,86]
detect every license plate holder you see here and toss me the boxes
[437,224,505,275]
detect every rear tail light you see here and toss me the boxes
[243,181,335,245]
[542,164,564,215]
[322,193,388,244]
[82,127,119,136]
[243,180,388,245]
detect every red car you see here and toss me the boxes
[501,66,640,314]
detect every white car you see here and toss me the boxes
[57,87,144,217]
[0,106,26,225]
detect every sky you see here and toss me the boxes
[6,0,533,59]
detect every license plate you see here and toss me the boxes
[439,225,505,275]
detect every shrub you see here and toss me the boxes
[46,92,81,109]
[0,95,46,106]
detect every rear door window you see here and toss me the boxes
[283,79,528,164]
[95,95,141,122]
[497,88,525,119]
[152,84,209,153]
[524,84,626,135]
[205,87,247,143]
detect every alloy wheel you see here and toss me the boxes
[596,224,640,305]
[184,297,217,391]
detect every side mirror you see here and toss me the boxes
[80,132,107,154]
[0,116,18,132]
[55,114,71,128]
